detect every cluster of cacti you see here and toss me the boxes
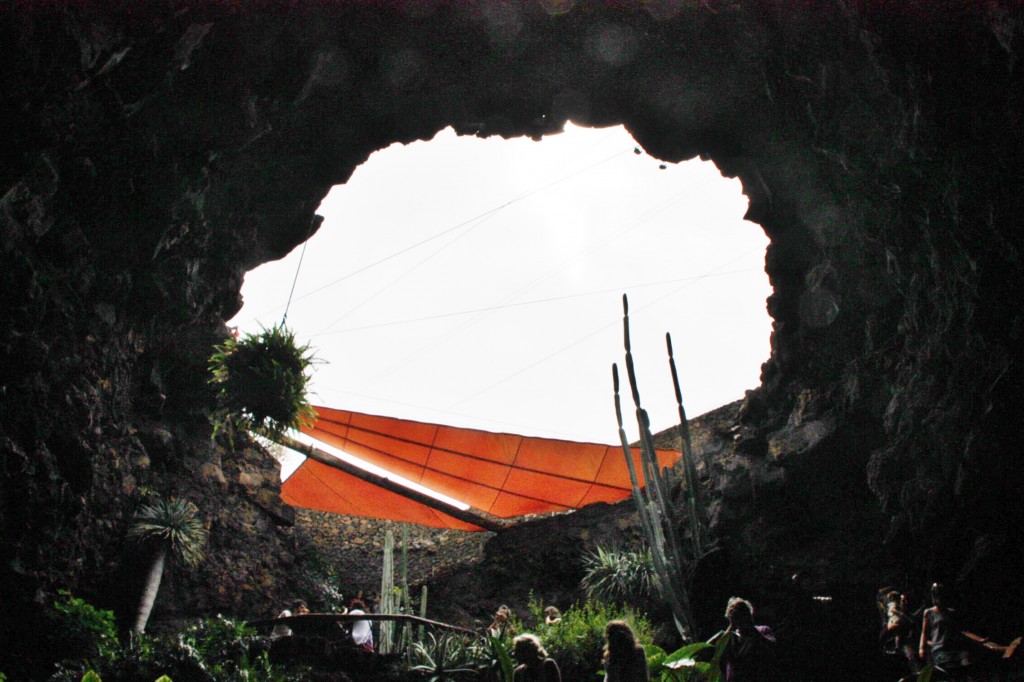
[612,294,712,641]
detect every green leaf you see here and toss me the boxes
[81,672,103,682]
[663,641,713,665]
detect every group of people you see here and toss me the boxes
[880,583,1021,682]
[498,596,774,682]
[270,595,375,653]
[506,619,650,682]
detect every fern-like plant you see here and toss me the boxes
[208,324,316,439]
[128,497,209,635]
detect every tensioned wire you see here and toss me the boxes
[429,244,766,426]
[251,137,629,324]
[311,143,632,335]
[312,267,760,337]
[310,256,763,441]
[349,171,719,392]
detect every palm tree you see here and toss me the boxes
[128,497,208,634]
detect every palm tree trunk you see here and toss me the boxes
[133,544,167,634]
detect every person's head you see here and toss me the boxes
[495,604,510,621]
[930,582,948,608]
[292,600,309,615]
[512,633,547,664]
[604,620,639,661]
[543,606,561,623]
[725,597,755,628]
[350,598,367,612]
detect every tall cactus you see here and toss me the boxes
[418,585,428,642]
[667,332,710,559]
[380,528,395,653]
[613,294,706,640]
[398,525,412,652]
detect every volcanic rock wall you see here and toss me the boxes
[2,1,1023,678]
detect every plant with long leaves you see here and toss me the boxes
[208,323,316,439]
[408,631,479,682]
[128,497,208,635]
[580,545,657,607]
[646,632,731,681]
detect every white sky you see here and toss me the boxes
[231,123,772,481]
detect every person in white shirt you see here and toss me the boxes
[349,598,373,652]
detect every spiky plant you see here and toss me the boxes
[581,545,657,606]
[128,497,209,634]
[408,632,478,682]
[208,323,316,439]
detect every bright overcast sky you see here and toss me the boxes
[231,123,772,458]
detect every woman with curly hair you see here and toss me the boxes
[603,620,650,682]
[512,633,561,682]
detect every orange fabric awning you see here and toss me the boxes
[287,406,679,524]
[281,458,486,531]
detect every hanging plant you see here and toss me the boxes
[208,323,317,439]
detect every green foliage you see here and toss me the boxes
[918,666,934,682]
[645,633,729,682]
[81,673,103,682]
[51,616,295,682]
[526,596,654,682]
[209,324,316,439]
[580,545,657,607]
[487,635,515,682]
[408,631,479,681]
[48,590,119,665]
[129,497,208,567]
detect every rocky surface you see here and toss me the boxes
[2,2,1023,679]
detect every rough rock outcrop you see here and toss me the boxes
[2,2,1022,678]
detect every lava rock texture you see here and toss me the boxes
[2,1,1022,678]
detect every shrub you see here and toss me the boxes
[525,596,654,682]
[47,590,119,666]
[50,615,293,682]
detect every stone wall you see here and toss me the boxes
[292,509,492,601]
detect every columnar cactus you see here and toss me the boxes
[612,294,712,641]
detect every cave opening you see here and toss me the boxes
[232,123,772,447]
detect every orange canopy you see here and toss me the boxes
[281,457,485,531]
[281,406,679,529]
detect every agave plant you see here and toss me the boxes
[208,323,317,439]
[128,497,208,634]
[580,545,657,607]
[408,632,479,682]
